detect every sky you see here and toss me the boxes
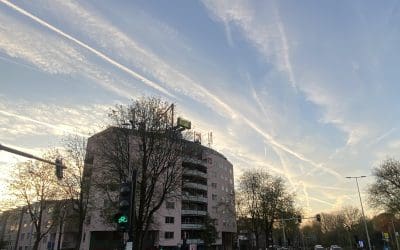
[1,0,400,216]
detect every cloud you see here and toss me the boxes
[0,99,109,139]
[202,0,296,89]
[0,0,172,98]
[6,0,342,178]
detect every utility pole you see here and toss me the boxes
[282,217,287,247]
[346,176,372,250]
[392,217,399,250]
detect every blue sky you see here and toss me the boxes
[1,0,400,215]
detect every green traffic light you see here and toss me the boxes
[118,215,128,224]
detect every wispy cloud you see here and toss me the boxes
[202,0,296,89]
[0,100,109,138]
[3,0,342,178]
[0,0,173,98]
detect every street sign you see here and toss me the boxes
[177,117,191,129]
[125,242,132,250]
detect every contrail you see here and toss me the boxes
[1,0,341,178]
[242,115,342,178]
[309,197,335,206]
[301,182,311,210]
[0,0,173,98]
[0,110,89,137]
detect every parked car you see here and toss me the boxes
[330,245,342,250]
[314,245,324,250]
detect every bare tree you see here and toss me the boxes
[60,134,91,250]
[9,151,63,250]
[90,97,187,250]
[368,158,400,214]
[237,169,296,249]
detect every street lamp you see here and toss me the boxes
[346,176,372,250]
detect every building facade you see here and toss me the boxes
[0,201,78,250]
[81,127,236,250]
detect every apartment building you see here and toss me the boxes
[81,127,236,250]
[0,201,78,250]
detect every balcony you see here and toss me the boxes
[181,223,204,230]
[183,182,207,191]
[181,210,207,216]
[182,195,207,203]
[183,169,207,179]
[183,158,206,166]
[185,239,204,244]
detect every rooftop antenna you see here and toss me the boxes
[194,131,201,144]
[207,132,213,148]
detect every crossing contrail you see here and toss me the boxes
[0,0,342,179]
[0,0,173,98]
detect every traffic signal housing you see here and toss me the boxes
[316,214,321,222]
[55,158,63,180]
[297,215,302,223]
[116,182,132,231]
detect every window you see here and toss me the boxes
[165,217,174,224]
[166,202,175,209]
[20,233,24,240]
[211,183,217,188]
[164,231,174,239]
[212,194,217,200]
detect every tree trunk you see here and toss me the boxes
[74,221,83,250]
[33,233,41,250]
[74,209,85,250]
[57,218,64,250]
[255,231,259,250]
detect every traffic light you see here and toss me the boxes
[297,215,302,223]
[316,214,321,222]
[55,158,63,180]
[116,182,132,231]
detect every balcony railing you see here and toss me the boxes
[182,195,207,203]
[181,223,204,230]
[183,169,207,179]
[185,239,205,244]
[181,209,207,216]
[183,158,206,166]
[183,182,207,191]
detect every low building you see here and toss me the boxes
[0,200,79,250]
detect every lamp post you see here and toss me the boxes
[346,176,372,250]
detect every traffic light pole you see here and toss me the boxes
[0,143,65,178]
[128,169,137,244]
[0,143,55,165]
[392,217,399,250]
